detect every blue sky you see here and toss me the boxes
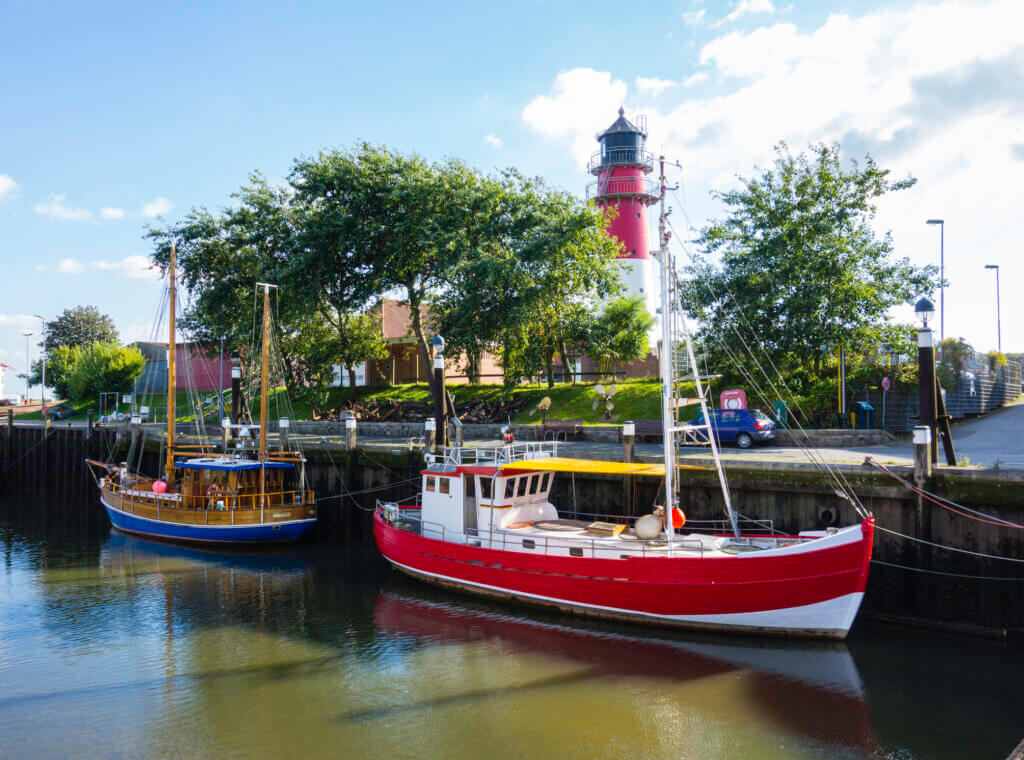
[2,0,1021,397]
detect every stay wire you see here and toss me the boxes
[873,524,1024,564]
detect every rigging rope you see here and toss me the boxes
[870,559,1024,582]
[874,524,1024,563]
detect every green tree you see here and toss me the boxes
[68,342,145,403]
[579,295,655,376]
[43,306,118,350]
[683,143,937,376]
[29,344,83,401]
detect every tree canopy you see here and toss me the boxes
[147,143,624,399]
[682,143,938,376]
[44,306,118,350]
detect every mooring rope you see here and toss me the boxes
[874,524,1024,564]
[865,457,1024,530]
[870,559,1024,582]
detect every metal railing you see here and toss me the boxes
[585,176,660,202]
[588,148,655,174]
[107,478,313,511]
[428,441,559,468]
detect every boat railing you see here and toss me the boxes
[557,509,776,535]
[107,479,315,511]
[429,441,559,468]
[464,525,708,557]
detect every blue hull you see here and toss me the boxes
[102,500,316,544]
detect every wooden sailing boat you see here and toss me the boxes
[88,246,316,543]
[372,159,874,638]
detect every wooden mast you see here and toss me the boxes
[258,283,271,505]
[165,243,177,485]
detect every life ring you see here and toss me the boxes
[505,521,534,529]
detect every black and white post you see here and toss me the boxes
[915,296,938,465]
[431,335,446,456]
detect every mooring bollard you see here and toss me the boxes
[622,420,636,464]
[279,417,290,451]
[424,418,435,453]
[913,425,932,487]
[85,411,93,440]
[345,416,357,452]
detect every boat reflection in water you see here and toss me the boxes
[374,587,878,753]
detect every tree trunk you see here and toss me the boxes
[545,351,555,389]
[467,351,480,385]
[559,342,574,385]
[406,285,435,394]
[347,362,357,389]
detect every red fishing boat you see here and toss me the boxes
[374,160,874,639]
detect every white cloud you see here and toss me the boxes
[100,207,126,220]
[35,258,85,274]
[523,0,1024,351]
[33,194,92,221]
[91,255,159,280]
[682,9,706,25]
[0,174,18,200]
[717,0,775,26]
[523,68,629,164]
[0,314,39,331]
[636,77,677,96]
[683,72,708,87]
[484,134,503,148]
[141,197,173,218]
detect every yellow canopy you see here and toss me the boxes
[499,457,709,477]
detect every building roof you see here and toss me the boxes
[598,107,644,138]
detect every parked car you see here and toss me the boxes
[681,408,777,448]
[46,403,76,420]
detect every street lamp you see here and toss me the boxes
[431,334,446,455]
[914,295,936,329]
[926,219,945,343]
[984,265,1001,353]
[914,296,938,465]
[33,315,46,414]
[20,330,33,404]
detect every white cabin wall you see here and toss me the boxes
[420,472,464,535]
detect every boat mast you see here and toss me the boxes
[257,283,273,507]
[657,158,740,539]
[165,243,177,485]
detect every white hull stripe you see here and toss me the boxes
[386,556,863,634]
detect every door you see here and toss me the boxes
[463,475,477,533]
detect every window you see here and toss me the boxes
[426,477,436,492]
[540,473,550,492]
[517,477,528,497]
[570,547,584,557]
[439,478,450,494]
[522,539,535,549]
[528,474,539,494]
[505,479,515,498]
[479,477,492,499]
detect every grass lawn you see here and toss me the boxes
[284,378,689,426]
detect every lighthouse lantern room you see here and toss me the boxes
[586,108,659,311]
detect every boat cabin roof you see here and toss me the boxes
[176,457,295,472]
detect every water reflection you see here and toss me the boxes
[1,495,1022,759]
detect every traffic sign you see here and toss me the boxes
[881,377,891,391]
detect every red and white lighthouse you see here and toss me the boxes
[586,108,659,312]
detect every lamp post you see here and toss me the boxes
[984,265,1001,353]
[33,315,46,415]
[20,330,33,404]
[431,334,446,456]
[914,296,938,465]
[926,219,945,344]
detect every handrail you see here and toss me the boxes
[585,176,659,202]
[106,479,314,512]
[430,441,559,468]
[587,148,655,174]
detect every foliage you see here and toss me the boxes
[29,344,83,400]
[68,343,145,402]
[682,142,937,378]
[577,296,654,376]
[43,306,118,350]
[987,351,1007,373]
[937,338,972,389]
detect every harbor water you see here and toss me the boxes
[1,492,1021,760]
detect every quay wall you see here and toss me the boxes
[2,426,1022,638]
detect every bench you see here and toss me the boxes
[632,419,663,442]
[542,418,584,441]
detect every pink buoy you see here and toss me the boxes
[152,480,167,494]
